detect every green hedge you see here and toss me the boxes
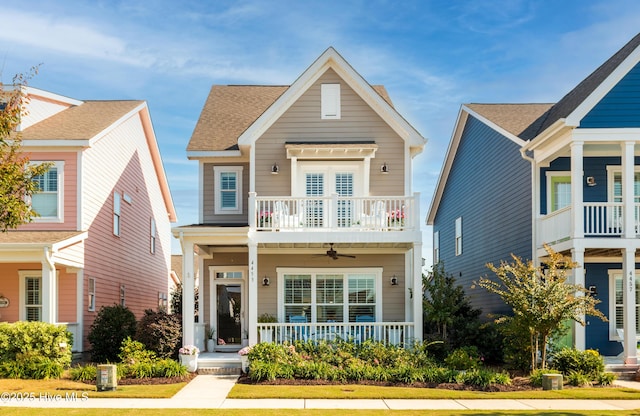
[0,321,72,379]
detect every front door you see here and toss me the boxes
[210,268,246,349]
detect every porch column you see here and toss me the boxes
[570,141,584,239]
[76,269,84,352]
[622,247,637,364]
[41,247,57,323]
[571,247,585,350]
[412,243,423,341]
[182,240,195,346]
[248,242,258,345]
[622,141,635,238]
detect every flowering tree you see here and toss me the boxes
[474,244,606,370]
[0,68,51,231]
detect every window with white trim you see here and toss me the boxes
[158,292,167,310]
[31,161,64,222]
[455,217,462,256]
[546,171,571,213]
[120,284,126,307]
[609,270,640,339]
[607,167,640,227]
[88,277,96,312]
[25,276,42,321]
[321,83,341,119]
[214,166,243,214]
[433,231,440,263]
[150,218,156,254]
[113,191,121,236]
[279,268,381,323]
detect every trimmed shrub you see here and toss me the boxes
[119,337,157,364]
[566,371,593,387]
[0,321,72,379]
[69,364,97,382]
[135,309,182,359]
[88,304,137,363]
[551,348,604,378]
[444,346,482,370]
[597,372,617,386]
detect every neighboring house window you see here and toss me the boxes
[158,292,167,310]
[547,172,571,212]
[88,278,96,312]
[280,268,381,323]
[31,161,64,222]
[24,276,42,321]
[120,284,126,307]
[214,166,243,214]
[321,83,341,119]
[150,218,156,254]
[113,191,122,236]
[455,217,462,256]
[433,231,440,263]
[609,270,640,339]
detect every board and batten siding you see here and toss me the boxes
[19,151,78,231]
[80,112,172,349]
[255,69,406,198]
[202,163,250,224]
[580,62,640,128]
[432,115,532,317]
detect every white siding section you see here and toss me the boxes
[21,96,71,130]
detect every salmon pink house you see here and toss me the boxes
[0,87,177,354]
[173,47,426,353]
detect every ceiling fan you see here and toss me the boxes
[321,243,356,260]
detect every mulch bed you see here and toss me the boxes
[80,373,197,386]
[236,374,537,392]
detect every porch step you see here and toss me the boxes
[605,364,640,381]
[196,352,241,375]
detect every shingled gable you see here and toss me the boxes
[187,47,423,155]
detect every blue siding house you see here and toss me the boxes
[428,32,640,365]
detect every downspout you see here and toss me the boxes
[520,148,536,262]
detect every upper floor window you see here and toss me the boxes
[113,192,122,236]
[608,168,640,203]
[88,277,96,312]
[433,231,440,263]
[150,218,156,254]
[120,284,126,307]
[455,217,462,256]
[32,161,64,222]
[547,172,571,212]
[214,166,243,215]
[321,83,341,119]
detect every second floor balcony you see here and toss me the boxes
[539,202,640,246]
[249,193,418,232]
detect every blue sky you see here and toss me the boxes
[1,1,639,260]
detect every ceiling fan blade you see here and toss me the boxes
[337,253,356,258]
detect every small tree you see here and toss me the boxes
[474,245,606,370]
[135,309,182,359]
[88,304,137,363]
[0,68,51,231]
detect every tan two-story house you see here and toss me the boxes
[173,48,426,352]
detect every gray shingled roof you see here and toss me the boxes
[20,100,143,141]
[466,103,553,140]
[187,85,394,152]
[0,230,85,245]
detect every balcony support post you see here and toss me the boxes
[248,242,258,346]
[570,141,584,239]
[622,247,637,365]
[622,141,635,238]
[571,247,585,350]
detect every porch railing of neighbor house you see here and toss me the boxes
[56,322,80,352]
[252,195,415,231]
[257,322,414,346]
[538,202,629,245]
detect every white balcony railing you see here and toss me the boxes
[257,322,414,346]
[251,195,415,231]
[538,202,632,246]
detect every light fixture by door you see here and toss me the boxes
[380,162,390,174]
[390,275,398,286]
[271,163,279,174]
[262,276,270,286]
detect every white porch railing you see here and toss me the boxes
[257,322,414,346]
[538,202,629,246]
[56,322,80,352]
[252,195,415,231]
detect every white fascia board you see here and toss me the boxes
[20,140,90,148]
[24,86,83,106]
[426,106,468,225]
[566,45,640,127]
[572,128,640,142]
[187,150,243,159]
[521,118,568,154]
[87,102,147,146]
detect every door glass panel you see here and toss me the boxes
[316,274,344,322]
[336,173,353,227]
[305,173,324,227]
[614,274,640,334]
[217,284,242,344]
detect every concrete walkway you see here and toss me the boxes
[2,375,640,410]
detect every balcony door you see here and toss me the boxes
[296,162,362,228]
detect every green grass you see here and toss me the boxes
[2,409,640,416]
[0,378,187,398]
[229,383,640,400]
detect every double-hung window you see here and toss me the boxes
[150,218,156,254]
[608,167,640,228]
[280,268,381,323]
[455,217,462,256]
[433,231,440,263]
[609,270,640,340]
[88,277,96,312]
[18,271,42,321]
[214,166,243,214]
[32,161,64,222]
[547,172,571,213]
[113,192,121,236]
